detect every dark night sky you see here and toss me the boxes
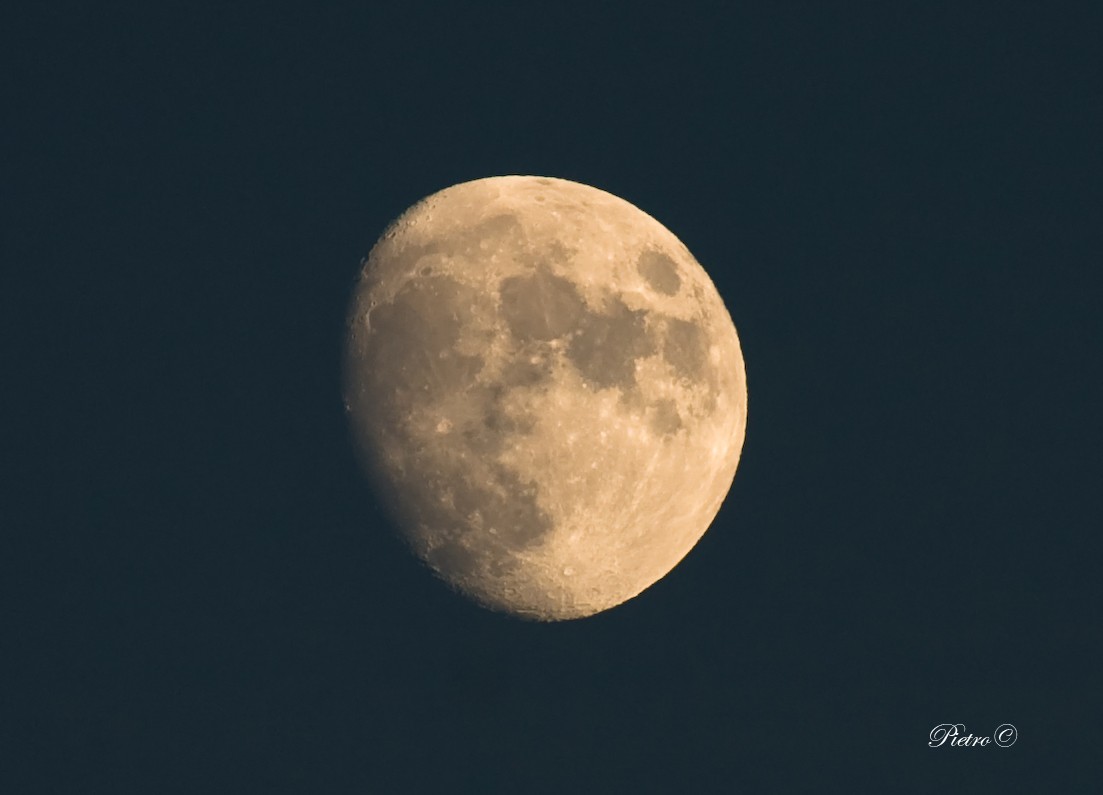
[5,2,1101,792]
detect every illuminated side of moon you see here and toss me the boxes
[343,175,747,620]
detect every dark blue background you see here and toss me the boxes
[6,2,1100,791]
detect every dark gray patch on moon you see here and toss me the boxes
[500,344,555,388]
[479,464,548,545]
[649,399,683,436]
[360,275,486,420]
[459,382,536,455]
[383,428,553,591]
[637,250,682,295]
[420,463,552,584]
[659,315,719,414]
[499,267,585,342]
[567,297,655,390]
[424,538,481,578]
[662,316,709,381]
[439,473,549,548]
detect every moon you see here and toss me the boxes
[343,176,747,620]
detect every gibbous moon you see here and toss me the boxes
[343,176,747,620]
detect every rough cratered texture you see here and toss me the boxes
[344,175,747,620]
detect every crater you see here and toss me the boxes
[567,296,655,390]
[499,267,585,342]
[637,249,682,295]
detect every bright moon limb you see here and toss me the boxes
[343,176,747,620]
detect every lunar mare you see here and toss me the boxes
[344,176,747,620]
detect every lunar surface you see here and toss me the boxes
[343,176,747,620]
